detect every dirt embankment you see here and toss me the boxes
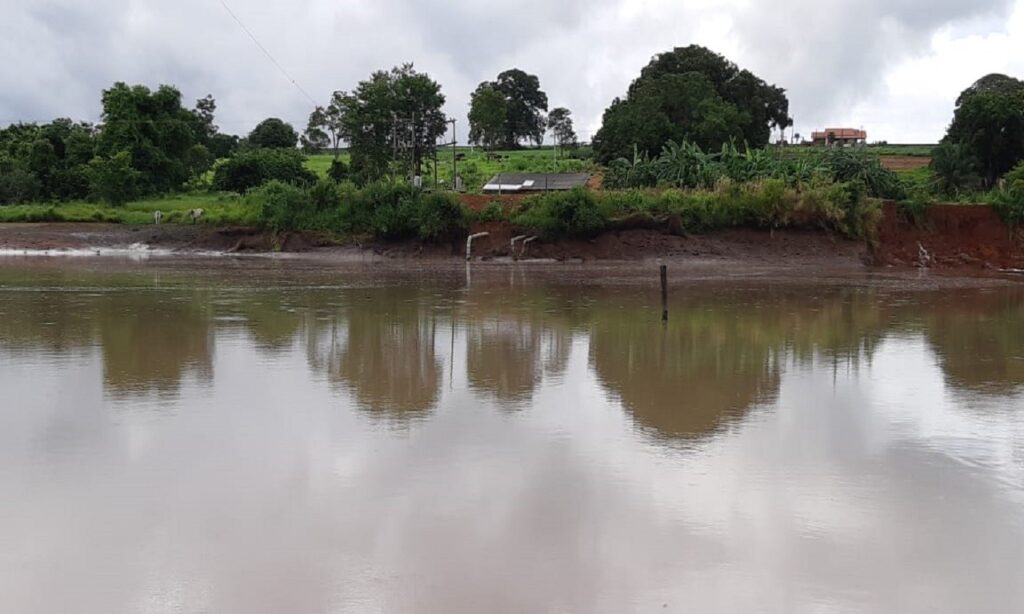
[873,202,1024,270]
[2,202,1023,272]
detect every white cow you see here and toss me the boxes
[153,210,163,225]
[188,208,204,224]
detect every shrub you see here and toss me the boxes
[514,187,606,238]
[416,192,468,241]
[212,148,316,194]
[253,181,314,232]
[476,201,506,222]
[327,159,349,183]
[992,160,1024,227]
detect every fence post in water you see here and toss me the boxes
[466,232,490,261]
[660,264,668,322]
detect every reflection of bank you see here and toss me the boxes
[306,289,444,422]
[590,318,780,440]
[588,290,890,441]
[0,280,216,399]
[461,287,575,407]
[923,288,1024,395]
[100,292,214,397]
[465,320,571,405]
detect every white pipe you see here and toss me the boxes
[510,235,527,260]
[466,232,490,261]
[520,236,538,259]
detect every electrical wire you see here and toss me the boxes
[216,0,320,107]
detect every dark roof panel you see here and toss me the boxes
[483,173,591,193]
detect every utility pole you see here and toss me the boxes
[449,118,458,192]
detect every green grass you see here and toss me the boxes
[0,192,258,225]
[784,144,936,159]
[865,145,936,157]
[304,146,596,193]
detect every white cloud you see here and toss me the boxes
[0,0,1019,143]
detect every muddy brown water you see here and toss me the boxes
[1,256,1023,613]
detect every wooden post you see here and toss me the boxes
[660,264,668,322]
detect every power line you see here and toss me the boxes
[216,0,319,107]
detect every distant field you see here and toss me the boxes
[865,145,936,157]
[305,146,595,193]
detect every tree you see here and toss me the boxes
[547,107,577,155]
[302,107,331,153]
[955,74,1024,107]
[192,95,218,142]
[212,148,316,193]
[942,75,1024,186]
[593,45,790,163]
[471,69,548,148]
[208,133,240,159]
[96,82,201,194]
[468,85,507,150]
[332,64,448,181]
[86,150,140,205]
[248,118,299,149]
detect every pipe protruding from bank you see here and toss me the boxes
[466,232,490,261]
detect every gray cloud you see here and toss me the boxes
[0,0,1018,142]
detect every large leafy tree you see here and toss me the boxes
[96,82,203,194]
[593,45,790,163]
[471,69,548,148]
[248,118,299,149]
[0,119,96,202]
[332,64,447,181]
[467,85,507,150]
[942,74,1024,186]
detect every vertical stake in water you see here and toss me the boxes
[660,264,668,322]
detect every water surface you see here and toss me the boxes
[1,258,1022,613]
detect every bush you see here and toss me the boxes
[253,181,314,232]
[476,201,506,222]
[513,187,606,238]
[212,148,316,194]
[992,160,1024,227]
[416,192,468,241]
[250,178,468,242]
[327,159,349,183]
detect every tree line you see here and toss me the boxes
[3,44,1024,210]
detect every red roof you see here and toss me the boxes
[811,128,866,140]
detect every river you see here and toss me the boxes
[0,257,1022,613]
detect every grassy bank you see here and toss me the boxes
[0,193,257,225]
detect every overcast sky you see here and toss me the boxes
[2,0,1023,144]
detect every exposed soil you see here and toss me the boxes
[880,155,931,172]
[2,202,1024,274]
[873,202,1024,270]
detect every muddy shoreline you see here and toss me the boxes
[0,221,870,267]
[1,201,1023,275]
